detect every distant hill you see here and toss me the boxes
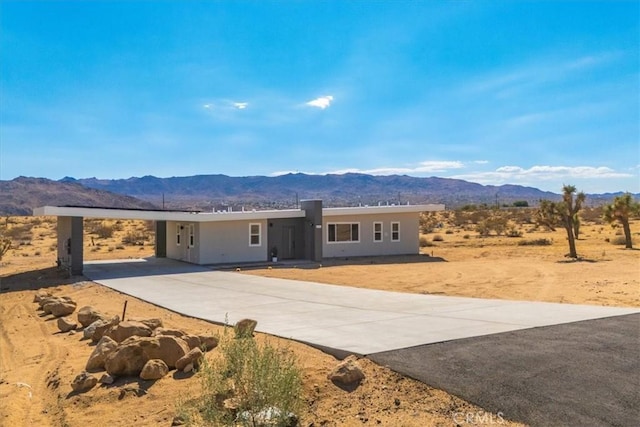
[61,173,566,210]
[0,177,159,215]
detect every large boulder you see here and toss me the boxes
[327,356,365,386]
[77,306,106,328]
[86,336,118,371]
[106,320,152,343]
[105,335,190,377]
[39,296,75,310]
[140,359,169,380]
[176,347,204,372]
[71,371,98,393]
[89,316,120,343]
[57,317,78,333]
[183,335,202,350]
[46,301,77,317]
[153,327,185,338]
[128,317,163,330]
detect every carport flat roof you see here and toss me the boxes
[33,203,444,222]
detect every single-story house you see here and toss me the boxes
[34,200,444,274]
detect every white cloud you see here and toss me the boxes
[233,102,248,109]
[305,95,334,109]
[474,160,489,164]
[452,165,633,184]
[271,160,465,177]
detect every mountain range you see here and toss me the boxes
[1,173,634,216]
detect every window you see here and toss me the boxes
[328,223,359,243]
[188,224,195,248]
[373,222,383,242]
[391,222,400,241]
[176,223,181,246]
[249,223,261,246]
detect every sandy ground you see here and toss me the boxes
[0,216,522,426]
[1,214,638,426]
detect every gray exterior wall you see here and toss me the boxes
[57,216,83,275]
[198,220,268,264]
[322,212,419,258]
[267,218,305,260]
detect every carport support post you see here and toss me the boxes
[155,220,167,258]
[301,200,323,262]
[57,216,84,275]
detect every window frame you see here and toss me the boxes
[176,223,181,246]
[249,223,262,247]
[391,222,400,242]
[373,221,383,242]
[327,222,360,244]
[188,224,195,248]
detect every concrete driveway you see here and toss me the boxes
[84,258,639,355]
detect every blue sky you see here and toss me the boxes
[1,1,638,193]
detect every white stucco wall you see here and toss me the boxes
[197,220,268,264]
[322,212,419,258]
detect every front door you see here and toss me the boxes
[282,226,296,259]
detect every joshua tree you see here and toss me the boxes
[603,193,639,249]
[538,185,586,258]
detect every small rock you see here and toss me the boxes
[99,373,115,385]
[57,317,77,333]
[171,415,186,426]
[234,318,257,338]
[33,291,52,303]
[140,359,168,380]
[68,330,77,335]
[328,356,365,386]
[199,335,219,351]
[182,363,194,373]
[71,371,97,392]
[176,347,203,371]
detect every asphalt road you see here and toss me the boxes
[369,313,640,426]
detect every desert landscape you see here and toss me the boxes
[0,209,638,426]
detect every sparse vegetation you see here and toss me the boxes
[177,329,302,426]
[537,185,585,258]
[432,234,444,242]
[603,193,639,249]
[518,238,553,246]
[419,236,433,247]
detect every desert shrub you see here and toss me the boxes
[121,231,146,246]
[610,236,631,246]
[91,223,116,239]
[3,223,32,240]
[419,236,433,247]
[108,246,114,252]
[517,238,553,246]
[177,330,302,426]
[432,234,444,242]
[419,212,440,233]
[463,234,470,239]
[115,245,125,250]
[445,229,454,235]
[34,251,41,256]
[506,227,523,238]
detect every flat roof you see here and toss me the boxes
[33,206,305,222]
[33,203,445,222]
